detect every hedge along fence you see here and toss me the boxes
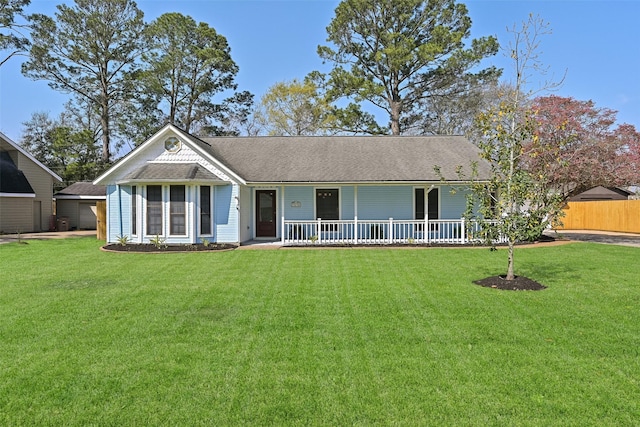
[559,200,640,233]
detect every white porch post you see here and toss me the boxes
[190,185,197,243]
[461,217,466,244]
[281,217,285,244]
[389,217,394,243]
[281,186,285,244]
[425,214,429,244]
[425,185,433,244]
[354,185,358,244]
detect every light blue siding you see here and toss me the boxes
[120,186,132,238]
[341,186,355,219]
[106,185,132,243]
[105,182,474,244]
[106,185,118,242]
[214,184,239,243]
[238,185,252,242]
[357,186,413,220]
[440,185,469,219]
[283,186,314,220]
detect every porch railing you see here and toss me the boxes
[282,218,506,246]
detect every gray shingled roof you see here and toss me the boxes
[190,135,490,183]
[55,181,106,197]
[123,163,224,182]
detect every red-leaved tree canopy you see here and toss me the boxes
[525,95,640,198]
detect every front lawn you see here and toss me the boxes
[1,238,638,425]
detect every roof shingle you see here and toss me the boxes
[55,182,106,197]
[123,163,223,182]
[195,135,490,183]
[0,151,35,194]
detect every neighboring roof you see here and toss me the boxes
[123,163,224,182]
[0,132,62,182]
[570,186,632,201]
[0,151,35,195]
[199,135,490,183]
[55,182,106,198]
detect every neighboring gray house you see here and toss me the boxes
[0,132,62,233]
[55,182,106,230]
[94,124,492,246]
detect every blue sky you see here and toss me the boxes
[1,0,639,142]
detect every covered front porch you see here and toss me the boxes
[246,184,502,246]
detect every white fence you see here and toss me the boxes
[282,218,503,246]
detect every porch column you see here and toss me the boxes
[354,185,358,243]
[426,185,437,244]
[281,185,285,244]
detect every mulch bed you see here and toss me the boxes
[474,275,547,291]
[102,243,237,253]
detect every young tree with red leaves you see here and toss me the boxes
[526,95,640,198]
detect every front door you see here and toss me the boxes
[256,190,276,238]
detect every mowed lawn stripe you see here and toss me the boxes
[0,238,638,425]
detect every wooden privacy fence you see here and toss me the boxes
[96,200,106,240]
[559,200,640,233]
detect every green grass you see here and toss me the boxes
[1,238,639,425]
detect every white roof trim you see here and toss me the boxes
[245,180,485,186]
[115,179,230,185]
[0,131,63,182]
[54,195,107,200]
[93,124,246,186]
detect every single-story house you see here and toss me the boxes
[54,182,107,230]
[0,132,62,233]
[94,124,492,246]
[569,186,632,201]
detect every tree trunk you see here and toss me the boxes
[506,241,515,280]
[390,99,401,135]
[100,105,110,164]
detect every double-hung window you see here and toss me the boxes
[146,185,163,235]
[170,185,186,235]
[200,186,212,235]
